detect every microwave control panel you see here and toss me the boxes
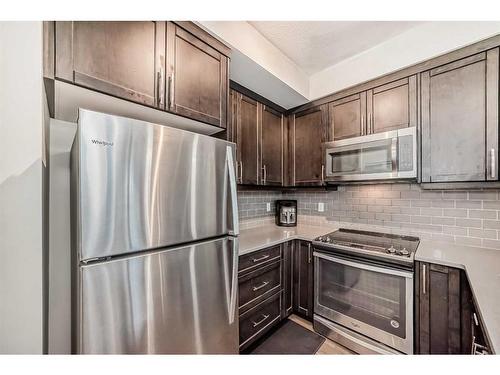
[398,135,414,172]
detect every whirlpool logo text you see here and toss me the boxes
[90,139,114,147]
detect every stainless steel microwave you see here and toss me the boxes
[323,127,417,182]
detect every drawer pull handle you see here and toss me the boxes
[252,314,270,328]
[252,254,270,263]
[252,281,269,291]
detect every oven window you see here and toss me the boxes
[317,257,406,338]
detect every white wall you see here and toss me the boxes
[47,119,75,354]
[0,21,45,354]
[309,21,500,100]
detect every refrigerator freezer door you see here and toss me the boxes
[76,236,239,354]
[72,109,238,261]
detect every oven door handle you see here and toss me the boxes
[313,251,413,278]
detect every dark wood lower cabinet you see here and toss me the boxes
[238,240,314,351]
[415,261,491,354]
[239,291,282,351]
[282,241,293,318]
[292,240,314,320]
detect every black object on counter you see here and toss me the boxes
[276,200,297,227]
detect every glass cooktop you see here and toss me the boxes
[314,228,420,259]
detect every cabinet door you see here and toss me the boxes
[292,241,313,320]
[328,92,366,140]
[367,76,417,134]
[167,22,229,128]
[260,106,284,186]
[291,106,328,186]
[282,242,293,318]
[415,262,462,354]
[421,50,499,182]
[55,21,164,108]
[235,93,259,185]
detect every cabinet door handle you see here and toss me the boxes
[252,314,270,328]
[360,114,364,135]
[168,72,175,110]
[239,161,243,183]
[321,164,325,184]
[473,312,479,326]
[252,254,270,263]
[491,148,496,179]
[422,264,426,295]
[157,68,164,107]
[252,281,269,292]
[262,164,267,185]
[308,243,312,263]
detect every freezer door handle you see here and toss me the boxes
[228,237,239,325]
[227,145,239,235]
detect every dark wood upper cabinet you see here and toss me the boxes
[367,76,417,134]
[327,75,416,141]
[291,105,327,186]
[55,21,165,108]
[166,22,229,128]
[421,49,499,183]
[230,86,285,186]
[234,92,259,185]
[260,106,284,186]
[292,240,314,320]
[53,21,230,128]
[328,92,365,141]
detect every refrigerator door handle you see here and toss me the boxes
[228,237,239,324]
[226,145,239,235]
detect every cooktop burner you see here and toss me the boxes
[313,228,420,265]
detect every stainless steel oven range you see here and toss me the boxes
[312,229,419,354]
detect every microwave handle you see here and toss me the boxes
[391,137,398,172]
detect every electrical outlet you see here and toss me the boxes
[318,202,325,212]
[266,202,271,212]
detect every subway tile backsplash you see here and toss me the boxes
[237,184,500,249]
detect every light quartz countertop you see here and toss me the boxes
[238,224,337,256]
[239,223,500,354]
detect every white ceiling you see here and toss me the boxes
[248,21,425,75]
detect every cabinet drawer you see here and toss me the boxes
[239,261,281,311]
[239,245,281,274]
[239,292,281,350]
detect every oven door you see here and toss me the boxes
[313,251,413,354]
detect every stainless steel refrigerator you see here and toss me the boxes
[70,109,239,354]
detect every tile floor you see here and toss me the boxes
[288,315,355,355]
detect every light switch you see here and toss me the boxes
[318,202,325,212]
[266,202,271,212]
